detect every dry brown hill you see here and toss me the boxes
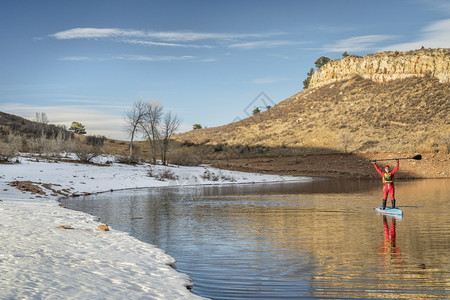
[175,49,449,155]
[172,49,449,178]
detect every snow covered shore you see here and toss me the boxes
[0,155,308,299]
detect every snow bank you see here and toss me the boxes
[0,155,308,299]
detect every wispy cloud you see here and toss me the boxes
[123,39,213,48]
[321,35,398,52]
[49,27,283,42]
[44,27,299,62]
[58,54,198,62]
[46,27,293,50]
[229,40,299,50]
[321,18,450,54]
[113,55,195,62]
[382,18,450,51]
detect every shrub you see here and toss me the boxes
[147,166,178,181]
[0,133,22,161]
[115,155,141,164]
[440,133,450,154]
[86,135,106,148]
[201,169,236,182]
[0,141,15,162]
[74,143,101,163]
[168,149,202,166]
[202,170,220,181]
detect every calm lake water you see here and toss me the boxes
[61,178,450,299]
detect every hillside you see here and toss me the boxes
[175,49,449,154]
[173,49,449,178]
[0,112,71,139]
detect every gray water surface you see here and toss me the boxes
[61,179,450,299]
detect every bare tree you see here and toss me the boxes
[338,130,354,154]
[160,111,181,165]
[29,130,49,156]
[124,100,147,159]
[34,112,49,124]
[140,101,163,164]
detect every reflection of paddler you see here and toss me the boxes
[383,216,396,250]
[379,216,402,263]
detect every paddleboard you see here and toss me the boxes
[375,206,403,216]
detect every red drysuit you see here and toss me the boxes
[373,161,399,200]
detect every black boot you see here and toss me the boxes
[391,200,396,209]
[382,200,386,210]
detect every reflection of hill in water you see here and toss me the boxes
[222,179,449,298]
[62,179,449,298]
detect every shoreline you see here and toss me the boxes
[208,152,449,179]
[0,154,309,299]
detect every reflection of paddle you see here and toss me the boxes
[373,154,422,161]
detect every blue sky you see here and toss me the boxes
[1,0,449,140]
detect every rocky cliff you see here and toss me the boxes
[309,48,449,88]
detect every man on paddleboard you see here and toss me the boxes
[372,159,399,210]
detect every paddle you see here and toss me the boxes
[373,154,422,161]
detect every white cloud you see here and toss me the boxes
[113,55,195,62]
[50,28,137,40]
[45,28,295,61]
[58,54,196,63]
[229,40,299,50]
[382,18,450,51]
[49,27,283,43]
[144,31,276,42]
[124,39,213,49]
[322,35,397,52]
[322,19,450,54]
[46,28,294,55]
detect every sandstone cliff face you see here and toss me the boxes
[309,49,449,88]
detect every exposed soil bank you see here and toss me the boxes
[209,152,449,179]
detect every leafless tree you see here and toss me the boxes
[140,101,163,164]
[160,111,181,165]
[124,100,147,159]
[29,130,49,156]
[338,130,354,154]
[34,112,49,124]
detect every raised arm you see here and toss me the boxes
[391,160,400,175]
[372,160,384,177]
